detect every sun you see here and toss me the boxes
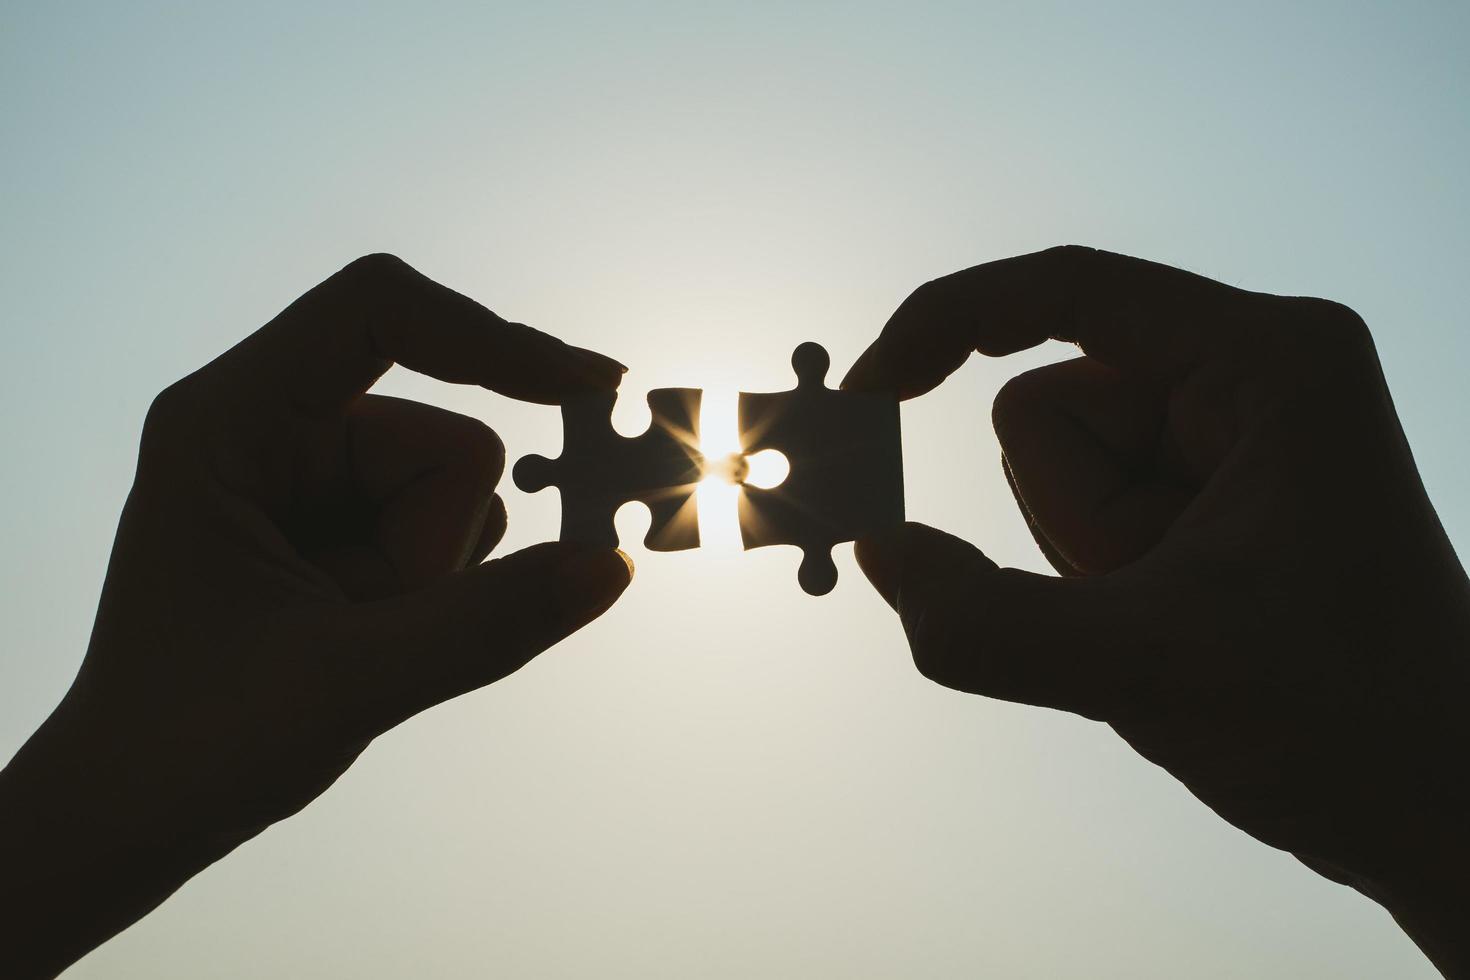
[695,390,787,553]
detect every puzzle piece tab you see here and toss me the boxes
[514,388,704,552]
[738,342,904,595]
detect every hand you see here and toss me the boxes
[0,255,634,978]
[844,246,1470,976]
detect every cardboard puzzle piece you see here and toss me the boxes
[738,342,904,595]
[514,388,704,552]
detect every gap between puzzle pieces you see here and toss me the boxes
[512,342,904,596]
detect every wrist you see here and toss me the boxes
[1368,865,1470,978]
[1352,818,1470,978]
[0,698,244,978]
[1363,588,1470,976]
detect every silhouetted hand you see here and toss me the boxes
[0,255,633,979]
[844,246,1470,977]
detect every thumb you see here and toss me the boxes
[855,522,1149,720]
[340,541,633,734]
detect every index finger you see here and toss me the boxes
[842,245,1262,398]
[216,253,626,413]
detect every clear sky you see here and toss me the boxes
[3,2,1467,976]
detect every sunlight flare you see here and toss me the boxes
[696,390,743,552]
[694,390,792,553]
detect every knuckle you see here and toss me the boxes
[1043,242,1098,262]
[336,252,410,291]
[908,276,944,304]
[139,376,206,462]
[1043,243,1103,275]
[1270,297,1377,371]
[896,277,946,320]
[143,377,195,436]
[347,251,408,275]
[1300,297,1372,346]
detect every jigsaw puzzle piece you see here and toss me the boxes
[642,492,700,551]
[737,342,903,595]
[514,386,704,552]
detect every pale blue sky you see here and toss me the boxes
[2,2,1467,976]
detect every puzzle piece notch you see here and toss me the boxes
[514,387,704,552]
[738,342,904,596]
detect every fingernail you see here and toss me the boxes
[459,493,506,567]
[854,523,908,610]
[554,548,634,624]
[566,345,629,384]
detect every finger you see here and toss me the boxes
[338,542,634,734]
[1001,453,1079,577]
[216,253,626,414]
[294,395,508,597]
[348,395,506,585]
[467,494,509,566]
[855,522,1158,720]
[842,245,1260,398]
[993,358,1193,575]
[312,493,506,599]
